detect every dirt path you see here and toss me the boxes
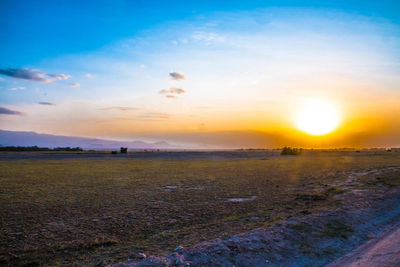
[329,224,400,267]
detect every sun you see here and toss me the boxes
[294,99,340,135]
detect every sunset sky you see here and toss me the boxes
[0,1,399,148]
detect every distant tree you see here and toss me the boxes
[281,146,302,155]
[0,146,82,152]
[53,147,83,152]
[120,147,128,153]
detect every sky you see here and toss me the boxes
[0,0,399,148]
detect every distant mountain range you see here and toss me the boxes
[0,130,176,150]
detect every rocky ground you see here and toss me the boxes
[113,167,400,266]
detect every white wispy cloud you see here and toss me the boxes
[9,86,25,91]
[192,31,226,44]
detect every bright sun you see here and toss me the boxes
[295,99,340,135]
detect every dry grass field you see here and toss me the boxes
[1,151,399,266]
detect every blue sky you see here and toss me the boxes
[0,1,399,147]
[1,0,399,65]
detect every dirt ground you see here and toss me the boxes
[115,166,400,266]
[328,223,400,267]
[0,150,399,266]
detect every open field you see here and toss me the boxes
[1,151,400,265]
[0,150,280,161]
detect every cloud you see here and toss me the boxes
[137,112,170,119]
[192,31,225,44]
[49,74,71,80]
[9,86,25,91]
[38,102,55,106]
[170,87,185,94]
[85,73,94,79]
[159,87,186,98]
[70,83,80,87]
[113,112,170,121]
[0,68,71,83]
[169,71,186,81]
[158,89,169,94]
[0,107,23,115]
[99,106,139,111]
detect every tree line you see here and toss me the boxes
[0,146,83,152]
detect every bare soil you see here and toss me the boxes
[115,165,400,266]
[0,151,399,266]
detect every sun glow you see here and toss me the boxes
[295,99,341,135]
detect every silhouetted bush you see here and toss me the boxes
[120,147,128,153]
[281,147,302,155]
[111,151,118,154]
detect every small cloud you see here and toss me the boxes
[137,112,170,119]
[0,68,71,83]
[170,87,185,94]
[192,31,225,44]
[38,102,55,106]
[159,89,169,94]
[139,64,145,69]
[85,73,94,79]
[169,71,186,81]
[99,106,139,111]
[9,86,25,91]
[0,77,4,81]
[49,73,71,80]
[70,83,80,87]
[0,107,23,115]
[159,87,186,97]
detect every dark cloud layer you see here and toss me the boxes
[169,71,186,81]
[0,107,23,115]
[0,68,71,83]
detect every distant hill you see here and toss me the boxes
[0,130,177,150]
